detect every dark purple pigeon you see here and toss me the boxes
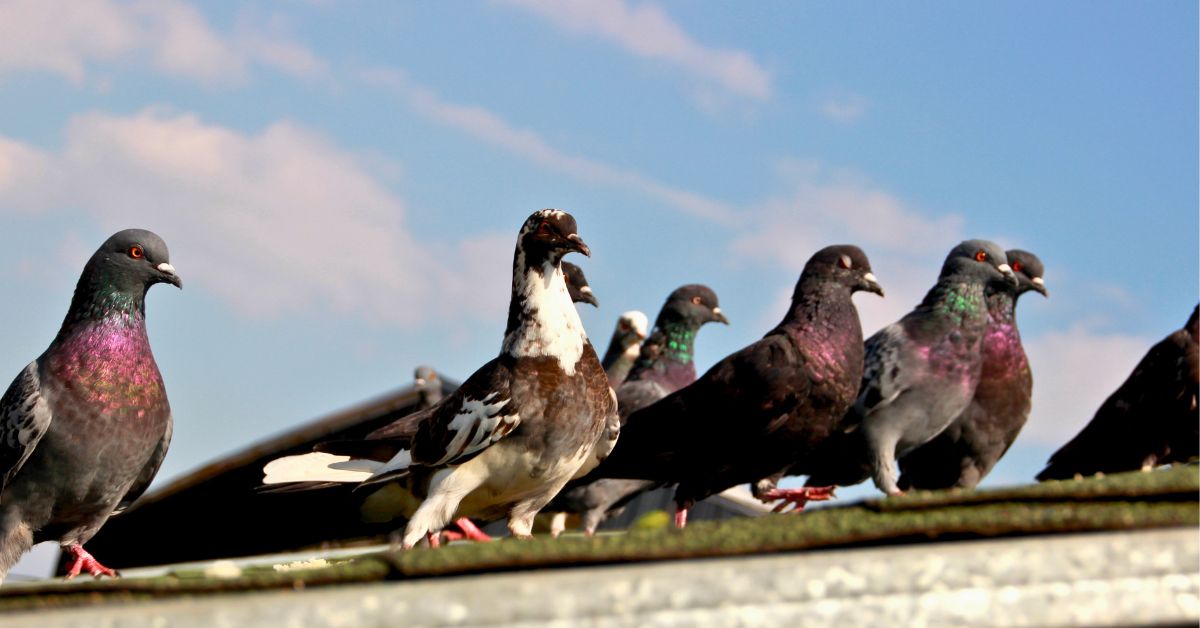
[0,229,180,583]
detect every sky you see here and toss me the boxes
[0,1,1196,577]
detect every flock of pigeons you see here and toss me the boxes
[0,210,1195,583]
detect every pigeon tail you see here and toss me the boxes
[262,452,381,485]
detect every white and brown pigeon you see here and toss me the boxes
[263,209,618,548]
[0,229,180,583]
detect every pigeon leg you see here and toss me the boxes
[673,507,688,529]
[758,486,837,513]
[453,518,492,542]
[425,531,441,548]
[63,544,118,580]
[549,512,568,538]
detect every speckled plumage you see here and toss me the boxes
[1037,304,1199,480]
[582,245,882,517]
[551,285,727,534]
[265,210,617,548]
[807,239,1016,496]
[0,229,179,582]
[898,250,1048,490]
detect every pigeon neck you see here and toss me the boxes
[780,280,853,327]
[917,278,987,327]
[985,290,1017,324]
[633,319,701,373]
[502,250,587,375]
[56,275,147,342]
[601,330,640,371]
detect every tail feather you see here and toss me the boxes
[262,452,381,485]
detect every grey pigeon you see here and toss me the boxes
[0,230,180,582]
[561,261,598,307]
[806,240,1016,496]
[412,366,444,411]
[583,246,882,526]
[551,285,728,534]
[599,310,649,388]
[898,249,1048,491]
[1037,304,1199,480]
[264,210,618,548]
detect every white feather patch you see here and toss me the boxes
[502,258,587,374]
[433,393,519,465]
[366,448,414,481]
[262,452,381,484]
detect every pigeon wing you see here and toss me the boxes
[0,362,53,492]
[113,417,172,514]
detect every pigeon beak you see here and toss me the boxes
[860,272,884,297]
[997,263,1018,287]
[579,286,599,308]
[566,233,591,257]
[157,262,182,288]
[1031,276,1048,297]
[711,307,730,325]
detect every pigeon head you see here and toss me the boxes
[797,244,884,298]
[658,284,729,327]
[615,310,649,346]
[83,229,181,293]
[518,209,590,266]
[1006,249,1048,297]
[413,365,440,390]
[940,239,1016,289]
[562,261,599,307]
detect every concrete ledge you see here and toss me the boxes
[4,528,1196,626]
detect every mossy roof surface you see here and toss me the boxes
[2,465,1196,613]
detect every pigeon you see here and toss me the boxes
[561,261,598,307]
[600,311,649,388]
[1037,304,1200,480]
[263,209,619,548]
[583,245,882,527]
[897,249,1048,491]
[412,366,444,411]
[805,240,1016,496]
[0,230,180,583]
[550,285,728,535]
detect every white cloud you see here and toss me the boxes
[360,67,735,224]
[500,0,772,101]
[1022,326,1150,446]
[0,108,511,326]
[819,92,869,123]
[732,159,966,334]
[0,0,325,86]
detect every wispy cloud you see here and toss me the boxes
[732,158,965,334]
[499,0,771,101]
[0,0,327,86]
[0,108,509,326]
[360,67,735,223]
[819,92,869,123]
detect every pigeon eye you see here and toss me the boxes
[128,245,144,259]
[1011,261,1023,273]
[838,255,852,269]
[691,296,703,305]
[974,250,988,262]
[537,221,554,236]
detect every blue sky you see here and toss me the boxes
[1,1,1196,576]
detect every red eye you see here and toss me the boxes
[129,245,144,259]
[974,250,987,262]
[691,296,703,305]
[537,221,553,236]
[1011,261,1023,273]
[838,255,852,269]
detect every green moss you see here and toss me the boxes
[0,466,1194,612]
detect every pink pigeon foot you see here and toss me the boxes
[674,507,688,529]
[63,544,118,580]
[759,486,837,513]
